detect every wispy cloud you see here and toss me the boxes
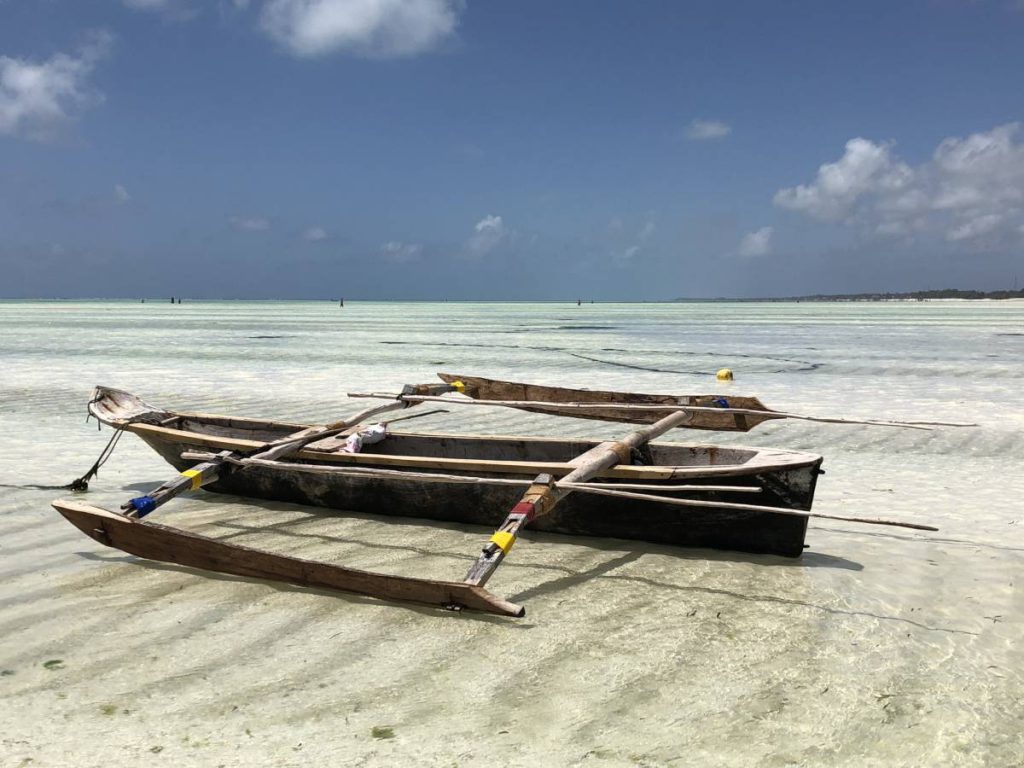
[230,215,270,231]
[122,0,172,8]
[610,213,656,265]
[738,226,773,257]
[612,244,641,266]
[303,226,328,241]
[380,240,423,262]
[114,183,130,203]
[465,214,506,257]
[685,119,731,141]
[774,123,1024,245]
[0,31,113,142]
[260,0,461,58]
[121,0,199,21]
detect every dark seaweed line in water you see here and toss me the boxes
[380,340,564,352]
[568,353,711,375]
[570,352,823,375]
[598,347,820,368]
[379,339,821,371]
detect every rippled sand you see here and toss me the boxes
[1,300,1022,766]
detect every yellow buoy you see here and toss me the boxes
[716,368,734,381]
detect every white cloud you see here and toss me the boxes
[260,0,461,58]
[303,226,328,241]
[0,32,112,141]
[380,240,423,262]
[773,138,911,220]
[738,226,773,257]
[114,183,130,203]
[638,219,656,240]
[230,216,270,231]
[774,124,1024,245]
[686,119,731,141]
[466,214,506,257]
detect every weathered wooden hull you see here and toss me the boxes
[438,372,784,431]
[137,431,820,558]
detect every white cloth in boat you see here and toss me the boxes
[340,423,388,454]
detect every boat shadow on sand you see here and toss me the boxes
[73,483,983,635]
[116,479,865,578]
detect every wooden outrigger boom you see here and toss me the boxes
[462,408,698,589]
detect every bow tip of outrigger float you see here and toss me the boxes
[52,498,123,543]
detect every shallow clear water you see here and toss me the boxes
[1,300,1022,766]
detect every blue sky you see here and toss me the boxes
[2,0,1023,299]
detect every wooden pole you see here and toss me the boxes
[463,409,695,587]
[178,452,764,495]
[348,391,976,430]
[555,482,938,531]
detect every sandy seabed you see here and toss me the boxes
[1,300,1022,767]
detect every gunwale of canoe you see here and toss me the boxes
[88,386,822,481]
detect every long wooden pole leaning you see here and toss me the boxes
[463,409,695,588]
[349,392,977,430]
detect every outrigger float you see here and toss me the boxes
[53,374,962,617]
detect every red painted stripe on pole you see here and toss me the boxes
[511,501,536,520]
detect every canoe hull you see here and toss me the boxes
[438,372,783,431]
[139,431,820,558]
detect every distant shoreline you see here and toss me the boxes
[673,289,1024,302]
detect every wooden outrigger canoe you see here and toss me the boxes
[53,384,830,616]
[54,379,940,617]
[66,386,824,553]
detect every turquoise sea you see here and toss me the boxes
[1,300,1022,766]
